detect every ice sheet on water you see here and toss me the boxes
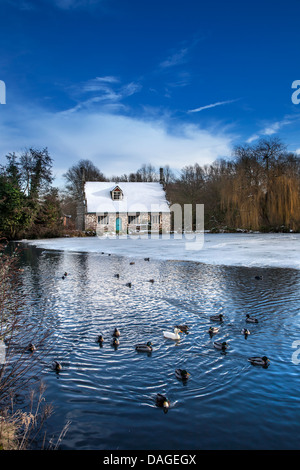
[19,232,300,270]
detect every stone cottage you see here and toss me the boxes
[76,171,171,235]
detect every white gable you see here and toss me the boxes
[85,182,170,213]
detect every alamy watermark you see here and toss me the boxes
[96,203,205,251]
[0,80,6,104]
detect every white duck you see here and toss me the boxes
[163,327,182,340]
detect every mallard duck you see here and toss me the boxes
[53,361,62,371]
[175,369,190,380]
[248,356,270,366]
[155,393,170,413]
[163,328,182,340]
[148,279,155,283]
[241,328,250,335]
[28,343,36,352]
[175,324,189,334]
[129,261,135,265]
[135,341,153,353]
[96,335,104,344]
[112,328,120,337]
[210,314,224,322]
[208,326,219,335]
[246,314,258,323]
[214,341,228,351]
[111,337,119,347]
[64,272,68,277]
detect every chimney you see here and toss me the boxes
[159,167,164,185]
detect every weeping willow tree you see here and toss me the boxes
[220,138,300,231]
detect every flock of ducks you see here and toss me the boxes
[209,311,270,366]
[26,263,270,412]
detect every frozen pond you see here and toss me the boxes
[13,233,300,450]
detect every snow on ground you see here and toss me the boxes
[19,232,300,270]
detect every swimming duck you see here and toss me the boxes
[126,282,132,288]
[163,328,182,340]
[129,261,135,265]
[214,341,228,351]
[114,274,120,278]
[111,337,119,347]
[246,314,258,323]
[144,257,150,261]
[210,314,224,322]
[208,326,219,335]
[112,328,120,337]
[148,279,155,283]
[254,275,263,280]
[241,328,251,336]
[175,369,190,380]
[248,356,270,367]
[28,343,36,352]
[135,341,153,353]
[96,335,104,344]
[155,393,170,413]
[64,272,68,277]
[52,361,62,372]
[175,324,189,334]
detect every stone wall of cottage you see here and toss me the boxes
[85,211,171,235]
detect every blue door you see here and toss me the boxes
[116,217,122,232]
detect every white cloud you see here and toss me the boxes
[0,103,234,186]
[246,115,298,143]
[188,99,239,113]
[159,47,189,69]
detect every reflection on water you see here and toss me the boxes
[12,243,300,449]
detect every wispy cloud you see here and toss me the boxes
[48,0,104,9]
[188,99,239,114]
[159,47,189,69]
[65,76,142,113]
[246,115,299,143]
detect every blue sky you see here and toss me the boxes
[1,0,300,186]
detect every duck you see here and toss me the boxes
[129,261,135,265]
[148,279,155,283]
[126,282,132,288]
[52,361,62,372]
[254,275,263,280]
[64,272,68,277]
[144,257,150,261]
[111,337,119,347]
[155,393,170,413]
[135,341,153,353]
[163,328,182,340]
[241,328,251,336]
[175,324,189,334]
[96,335,104,344]
[248,356,270,367]
[210,314,224,322]
[112,328,120,337]
[175,369,190,380]
[114,274,120,278]
[28,343,36,352]
[208,326,219,335]
[214,341,229,351]
[246,314,258,323]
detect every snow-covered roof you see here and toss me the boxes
[85,182,170,213]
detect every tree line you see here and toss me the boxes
[0,137,299,239]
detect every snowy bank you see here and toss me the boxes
[18,233,300,270]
